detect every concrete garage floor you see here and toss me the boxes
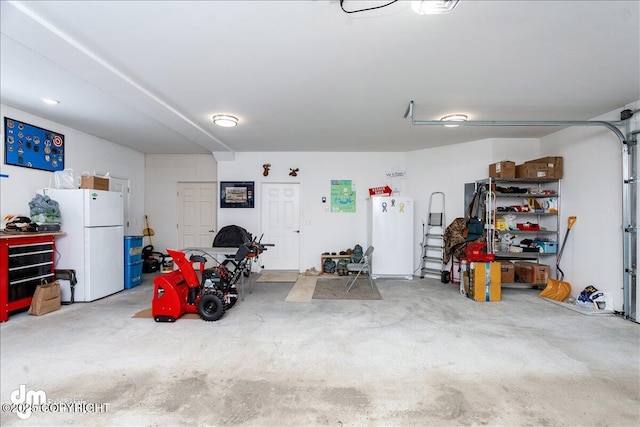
[1,273,639,427]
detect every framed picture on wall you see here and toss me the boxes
[4,117,65,172]
[220,181,255,208]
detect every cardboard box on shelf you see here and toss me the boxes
[525,156,563,179]
[514,261,550,285]
[489,161,516,178]
[499,261,515,283]
[515,163,549,179]
[80,175,109,191]
[468,262,501,302]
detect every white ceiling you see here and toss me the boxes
[1,1,638,155]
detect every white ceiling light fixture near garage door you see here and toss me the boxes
[441,114,468,127]
[411,0,460,15]
[212,114,239,128]
[41,97,60,105]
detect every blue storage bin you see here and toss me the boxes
[125,259,144,289]
[533,240,557,254]
[124,236,144,263]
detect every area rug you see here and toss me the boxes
[285,276,318,302]
[132,308,200,320]
[256,271,300,283]
[312,278,382,300]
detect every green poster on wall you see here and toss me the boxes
[331,180,355,213]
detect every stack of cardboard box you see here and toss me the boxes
[489,157,563,179]
[516,157,563,179]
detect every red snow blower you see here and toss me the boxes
[151,237,269,322]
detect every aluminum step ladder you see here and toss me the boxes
[420,192,446,279]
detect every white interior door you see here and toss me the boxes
[260,183,300,271]
[177,182,217,248]
[110,176,130,235]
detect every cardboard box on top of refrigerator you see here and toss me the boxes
[80,175,109,191]
[468,262,501,302]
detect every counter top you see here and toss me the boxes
[0,231,66,239]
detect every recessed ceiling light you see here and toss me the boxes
[441,114,468,127]
[212,114,239,127]
[41,98,60,105]
[411,0,460,15]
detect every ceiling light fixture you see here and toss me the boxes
[41,98,60,105]
[212,114,239,128]
[411,0,460,15]
[441,114,468,127]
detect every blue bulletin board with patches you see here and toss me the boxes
[4,117,65,172]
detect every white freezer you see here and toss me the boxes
[44,188,124,301]
[368,196,414,279]
[85,226,124,300]
[45,189,122,227]
[84,191,122,227]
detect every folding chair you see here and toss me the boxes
[345,245,374,292]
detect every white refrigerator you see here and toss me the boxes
[368,196,414,279]
[45,189,124,301]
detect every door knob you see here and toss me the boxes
[209,229,216,233]
[294,230,300,233]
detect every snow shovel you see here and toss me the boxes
[540,216,576,301]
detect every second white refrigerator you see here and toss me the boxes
[367,196,414,279]
[45,189,124,302]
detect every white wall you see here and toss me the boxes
[540,101,639,312]
[144,154,217,252]
[405,137,541,241]
[216,152,406,272]
[0,104,145,233]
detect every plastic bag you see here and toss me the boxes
[575,285,604,309]
[29,194,62,223]
[503,214,517,230]
[54,169,75,189]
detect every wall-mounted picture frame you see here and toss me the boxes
[220,181,255,208]
[4,117,65,172]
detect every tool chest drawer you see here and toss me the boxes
[9,244,54,267]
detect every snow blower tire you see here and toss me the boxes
[198,291,225,321]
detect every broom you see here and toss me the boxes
[143,215,155,246]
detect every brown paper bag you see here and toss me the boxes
[28,281,61,316]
